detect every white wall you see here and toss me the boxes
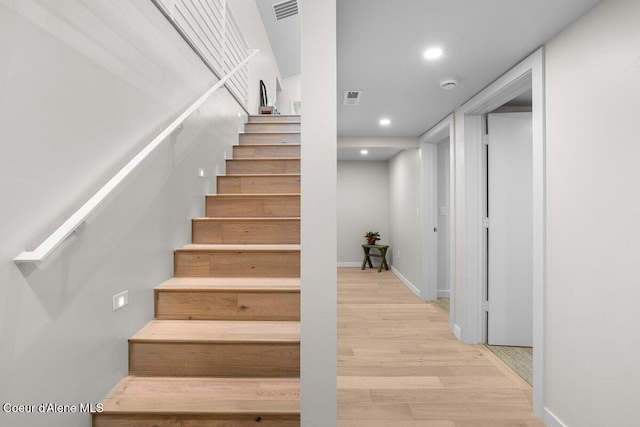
[436,139,450,296]
[0,1,245,425]
[337,161,390,265]
[545,0,640,425]
[227,0,283,115]
[300,0,337,425]
[388,149,421,291]
[279,73,302,115]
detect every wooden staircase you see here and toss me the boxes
[93,115,301,427]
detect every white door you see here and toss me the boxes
[487,112,533,347]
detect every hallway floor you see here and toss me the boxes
[337,267,544,426]
[437,297,534,386]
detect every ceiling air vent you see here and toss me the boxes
[343,90,362,106]
[273,0,299,21]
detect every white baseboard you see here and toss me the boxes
[437,289,450,298]
[453,324,462,340]
[543,408,568,427]
[390,265,420,298]
[337,262,361,267]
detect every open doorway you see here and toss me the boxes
[420,114,456,333]
[453,49,545,417]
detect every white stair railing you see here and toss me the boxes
[152,0,252,109]
[14,1,258,263]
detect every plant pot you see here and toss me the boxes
[366,238,377,245]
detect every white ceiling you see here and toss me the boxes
[256,0,602,144]
[255,0,301,78]
[336,0,602,137]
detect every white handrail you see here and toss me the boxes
[14,48,259,264]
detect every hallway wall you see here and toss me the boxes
[389,149,421,292]
[0,2,246,425]
[545,0,640,425]
[337,161,390,265]
[279,73,302,115]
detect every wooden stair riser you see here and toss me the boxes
[192,219,300,244]
[239,133,300,145]
[94,115,303,423]
[248,115,300,123]
[226,159,300,175]
[233,144,300,159]
[129,342,300,377]
[206,195,300,218]
[174,251,300,277]
[245,122,300,133]
[217,175,300,194]
[93,414,300,427]
[155,290,300,321]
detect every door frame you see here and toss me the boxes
[453,48,545,417]
[419,114,456,334]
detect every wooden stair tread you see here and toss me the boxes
[240,131,300,134]
[246,121,300,124]
[156,277,300,292]
[249,115,300,118]
[227,157,300,161]
[207,193,300,197]
[130,320,300,343]
[192,217,300,221]
[179,243,300,251]
[99,376,300,415]
[237,144,301,147]
[223,173,301,177]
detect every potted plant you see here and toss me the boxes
[364,231,380,245]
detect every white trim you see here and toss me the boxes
[337,262,361,267]
[437,290,450,298]
[420,113,456,332]
[390,265,420,298]
[419,142,437,301]
[453,47,545,418]
[453,324,462,340]
[531,48,546,419]
[543,408,568,427]
[13,49,259,264]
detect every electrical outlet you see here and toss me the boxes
[397,249,400,259]
[440,206,447,216]
[112,290,128,311]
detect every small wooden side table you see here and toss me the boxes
[361,244,389,273]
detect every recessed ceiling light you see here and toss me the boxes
[360,149,369,155]
[379,118,391,126]
[423,47,443,60]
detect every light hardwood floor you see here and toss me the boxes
[337,267,544,427]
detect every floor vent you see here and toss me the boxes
[273,0,299,21]
[343,90,362,106]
